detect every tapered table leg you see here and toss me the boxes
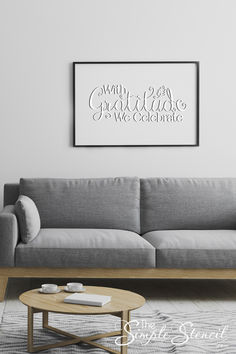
[121,310,129,354]
[43,311,48,328]
[126,311,131,334]
[0,277,8,302]
[28,306,34,353]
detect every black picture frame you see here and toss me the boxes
[73,61,199,147]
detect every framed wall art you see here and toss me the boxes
[73,61,199,147]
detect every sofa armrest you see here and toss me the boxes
[0,205,19,267]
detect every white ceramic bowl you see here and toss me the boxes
[66,282,83,292]
[41,284,58,293]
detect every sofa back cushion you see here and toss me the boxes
[20,177,140,232]
[141,178,236,233]
[4,183,19,206]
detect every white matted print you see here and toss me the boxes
[73,62,199,146]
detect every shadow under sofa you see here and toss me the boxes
[1,176,236,301]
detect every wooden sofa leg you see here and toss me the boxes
[0,277,8,302]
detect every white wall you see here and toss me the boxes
[0,0,236,206]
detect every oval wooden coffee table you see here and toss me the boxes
[19,286,145,353]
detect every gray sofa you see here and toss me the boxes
[1,177,236,301]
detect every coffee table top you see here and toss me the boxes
[19,286,145,315]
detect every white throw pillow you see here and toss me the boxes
[15,195,41,243]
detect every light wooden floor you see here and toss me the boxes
[1,278,236,319]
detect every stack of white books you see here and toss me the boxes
[64,293,111,306]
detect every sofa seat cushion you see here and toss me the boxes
[16,229,155,268]
[142,230,236,268]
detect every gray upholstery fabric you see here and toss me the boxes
[16,229,155,268]
[141,178,236,233]
[4,184,19,206]
[0,205,19,266]
[20,178,140,233]
[143,230,236,268]
[15,195,41,243]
